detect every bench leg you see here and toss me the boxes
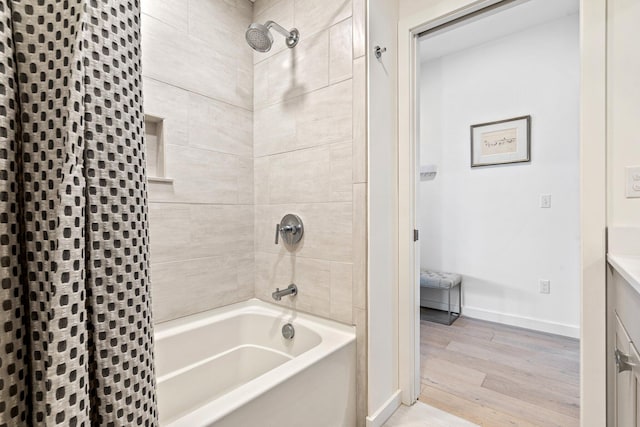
[448,287,452,325]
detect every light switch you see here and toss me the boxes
[626,166,640,198]
[539,280,550,294]
[540,194,552,208]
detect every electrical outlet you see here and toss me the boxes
[539,280,550,294]
[540,194,552,208]
[626,166,640,198]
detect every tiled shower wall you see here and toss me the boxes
[141,0,255,323]
[251,0,368,423]
[141,0,368,422]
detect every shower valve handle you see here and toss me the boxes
[274,214,304,246]
[274,224,297,244]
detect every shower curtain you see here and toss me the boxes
[0,0,157,425]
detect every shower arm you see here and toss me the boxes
[265,20,294,38]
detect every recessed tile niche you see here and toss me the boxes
[144,114,171,182]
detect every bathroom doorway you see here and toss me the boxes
[400,0,586,424]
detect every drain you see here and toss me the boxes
[282,323,295,339]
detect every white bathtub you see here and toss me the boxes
[154,299,356,426]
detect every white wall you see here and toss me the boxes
[607,0,640,227]
[368,0,400,424]
[419,14,581,336]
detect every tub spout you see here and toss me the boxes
[272,284,298,301]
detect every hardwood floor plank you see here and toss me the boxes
[422,319,495,341]
[420,316,580,426]
[423,321,579,362]
[481,374,580,418]
[422,357,487,387]
[445,339,579,383]
[420,385,539,427]
[422,378,579,427]
[421,346,580,400]
[491,329,579,354]
[420,327,453,348]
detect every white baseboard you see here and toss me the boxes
[366,390,402,427]
[462,306,580,338]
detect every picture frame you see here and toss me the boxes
[470,115,531,167]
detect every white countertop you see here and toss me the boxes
[608,254,640,297]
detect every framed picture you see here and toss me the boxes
[470,115,531,167]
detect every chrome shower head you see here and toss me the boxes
[245,21,299,53]
[246,23,274,52]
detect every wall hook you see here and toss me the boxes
[374,45,387,59]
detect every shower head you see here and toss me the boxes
[246,23,273,52]
[245,21,299,53]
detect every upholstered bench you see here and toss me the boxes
[420,269,462,325]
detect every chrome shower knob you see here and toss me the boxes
[274,214,304,246]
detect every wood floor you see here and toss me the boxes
[419,310,580,427]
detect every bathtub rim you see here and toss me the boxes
[154,298,356,426]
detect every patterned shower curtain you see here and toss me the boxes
[0,0,157,425]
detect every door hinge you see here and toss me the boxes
[414,229,419,242]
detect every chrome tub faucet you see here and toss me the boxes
[272,284,298,301]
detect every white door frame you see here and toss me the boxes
[396,1,608,424]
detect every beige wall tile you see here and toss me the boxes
[237,62,254,109]
[254,251,332,318]
[296,79,352,149]
[141,12,252,111]
[352,183,367,310]
[152,254,254,323]
[188,92,253,157]
[143,0,368,353]
[149,145,252,204]
[265,146,332,203]
[253,142,352,204]
[149,203,253,264]
[253,97,297,156]
[253,156,271,204]
[254,29,329,108]
[238,169,255,205]
[353,307,368,426]
[186,36,252,110]
[331,142,353,201]
[330,18,353,84]
[255,202,352,262]
[188,0,253,107]
[352,0,365,59]
[253,0,296,65]
[330,261,353,323]
[352,56,367,183]
[189,0,252,50]
[149,203,191,262]
[253,0,282,17]
[145,0,257,324]
[141,0,189,31]
[253,59,270,111]
[143,77,189,148]
[293,0,352,37]
[141,14,192,90]
[251,0,367,335]
[254,79,352,157]
[254,252,352,324]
